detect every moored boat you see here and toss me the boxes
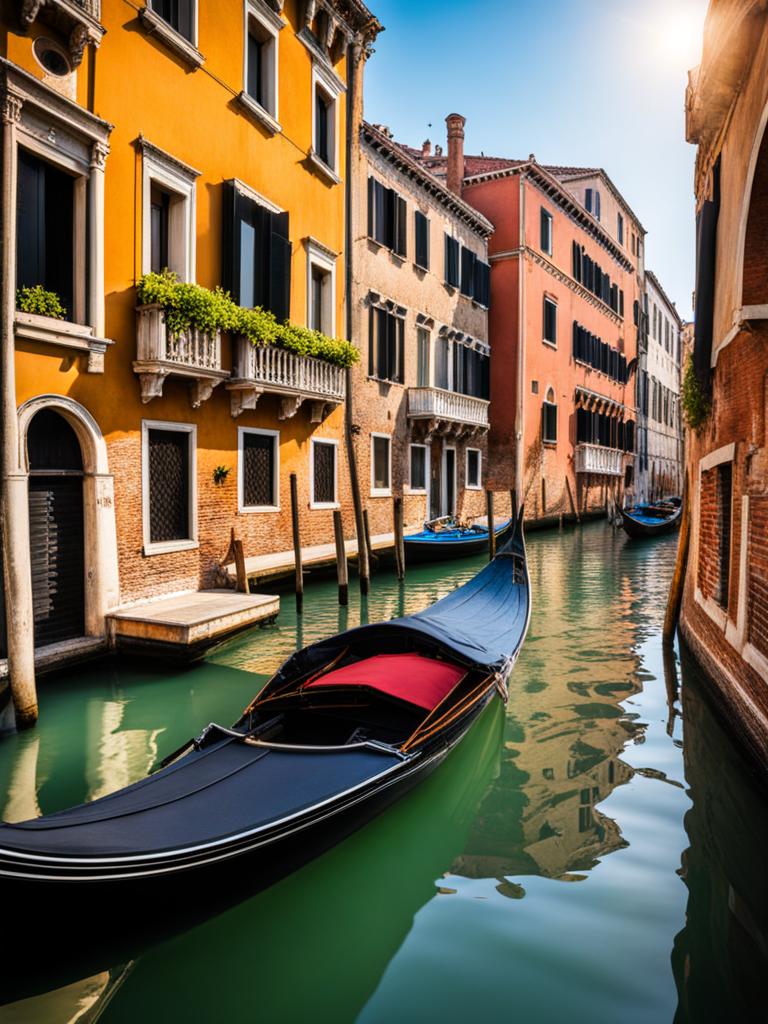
[620,496,682,539]
[0,508,530,897]
[403,515,514,563]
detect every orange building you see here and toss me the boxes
[0,0,381,723]
[415,123,645,522]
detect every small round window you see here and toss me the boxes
[33,38,72,78]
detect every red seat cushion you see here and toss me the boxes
[305,653,465,711]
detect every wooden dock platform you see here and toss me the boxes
[107,589,280,661]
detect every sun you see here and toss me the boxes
[656,3,708,68]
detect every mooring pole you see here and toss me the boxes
[486,490,496,560]
[289,473,303,614]
[510,488,518,525]
[393,496,405,580]
[363,508,376,575]
[663,473,690,644]
[333,509,348,606]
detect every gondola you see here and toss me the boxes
[403,515,514,563]
[620,496,682,539]
[0,508,530,899]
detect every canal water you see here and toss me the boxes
[0,521,766,1023]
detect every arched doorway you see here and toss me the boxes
[27,408,85,646]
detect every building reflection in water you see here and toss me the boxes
[672,646,768,1022]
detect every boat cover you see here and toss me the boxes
[305,653,465,710]
[0,739,400,858]
[404,519,511,545]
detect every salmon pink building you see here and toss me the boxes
[413,120,645,522]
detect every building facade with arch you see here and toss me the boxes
[683,0,768,766]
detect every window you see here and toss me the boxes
[416,326,430,386]
[241,0,282,128]
[414,210,429,269]
[239,428,278,511]
[466,448,481,489]
[453,342,490,399]
[542,389,557,443]
[151,0,195,43]
[310,63,341,179]
[305,238,336,335]
[585,187,601,221]
[460,246,476,297]
[445,234,460,287]
[310,439,338,508]
[473,259,491,307]
[572,323,627,383]
[409,444,428,492]
[371,434,391,496]
[141,139,199,282]
[540,208,553,255]
[142,421,196,554]
[17,149,75,319]
[543,297,557,346]
[617,212,624,245]
[368,306,404,383]
[367,178,406,257]
[435,335,450,389]
[531,380,539,394]
[222,180,291,320]
[571,243,621,312]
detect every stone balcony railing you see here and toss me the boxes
[574,443,624,476]
[407,386,490,438]
[134,304,230,408]
[226,336,346,420]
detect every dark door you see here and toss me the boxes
[444,449,456,517]
[27,410,85,647]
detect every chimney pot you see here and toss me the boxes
[446,112,466,195]
[421,139,431,159]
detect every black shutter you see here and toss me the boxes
[368,305,375,376]
[415,211,429,269]
[394,195,407,257]
[473,260,490,306]
[383,187,396,249]
[397,317,404,382]
[460,247,476,296]
[376,307,388,378]
[367,177,375,238]
[445,234,459,286]
[268,210,291,322]
[619,289,624,317]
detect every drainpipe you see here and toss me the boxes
[1,93,37,728]
[344,39,369,593]
[516,172,526,501]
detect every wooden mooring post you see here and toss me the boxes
[393,496,405,580]
[486,490,496,560]
[363,508,377,573]
[333,509,348,606]
[565,475,580,523]
[663,473,690,644]
[289,473,303,614]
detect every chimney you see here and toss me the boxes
[421,139,431,159]
[446,113,466,194]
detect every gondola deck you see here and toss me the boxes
[620,497,682,539]
[403,518,513,562]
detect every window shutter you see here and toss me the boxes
[595,191,601,221]
[367,177,374,238]
[268,210,291,322]
[374,180,386,245]
[397,317,404,382]
[394,195,407,257]
[415,211,429,269]
[376,307,388,378]
[460,246,476,296]
[221,180,238,300]
[368,306,375,376]
[585,188,593,214]
[386,311,397,380]
[445,234,459,287]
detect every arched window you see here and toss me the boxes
[542,388,557,444]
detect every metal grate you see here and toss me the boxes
[28,478,85,646]
[149,429,190,543]
[243,433,275,508]
[313,442,336,505]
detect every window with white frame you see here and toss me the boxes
[239,427,279,511]
[543,296,557,346]
[305,238,336,335]
[241,0,283,128]
[371,434,392,496]
[435,335,450,390]
[542,388,557,443]
[140,139,199,281]
[466,448,482,489]
[142,420,197,553]
[311,62,341,179]
[409,444,428,492]
[311,438,338,508]
[150,0,196,43]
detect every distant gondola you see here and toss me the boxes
[620,496,682,539]
[0,509,530,898]
[403,515,514,563]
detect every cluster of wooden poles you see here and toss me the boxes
[286,473,517,613]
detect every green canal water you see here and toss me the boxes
[0,521,766,1022]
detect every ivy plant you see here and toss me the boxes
[16,285,66,320]
[137,270,359,369]
[681,355,710,431]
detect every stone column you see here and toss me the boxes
[1,92,37,728]
[88,141,108,339]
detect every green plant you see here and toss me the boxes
[16,285,66,320]
[681,355,710,431]
[136,270,359,370]
[213,465,231,486]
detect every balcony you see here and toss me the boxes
[574,443,624,476]
[20,0,105,66]
[407,386,489,438]
[227,336,346,420]
[134,304,229,408]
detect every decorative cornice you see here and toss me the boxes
[645,268,683,326]
[367,291,406,317]
[0,57,112,139]
[303,235,339,260]
[135,135,201,180]
[90,139,109,170]
[1,92,22,125]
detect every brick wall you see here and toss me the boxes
[749,496,768,659]
[697,463,732,607]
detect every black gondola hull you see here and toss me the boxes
[620,506,682,539]
[403,519,514,564]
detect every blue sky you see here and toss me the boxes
[363,0,709,320]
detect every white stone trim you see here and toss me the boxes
[442,444,457,516]
[140,4,204,69]
[309,436,339,509]
[310,59,341,177]
[239,0,284,131]
[305,237,336,336]
[141,419,198,555]
[465,446,482,489]
[370,432,392,498]
[237,426,280,513]
[733,94,768,325]
[139,138,199,281]
[694,586,728,631]
[699,441,736,473]
[229,176,284,215]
